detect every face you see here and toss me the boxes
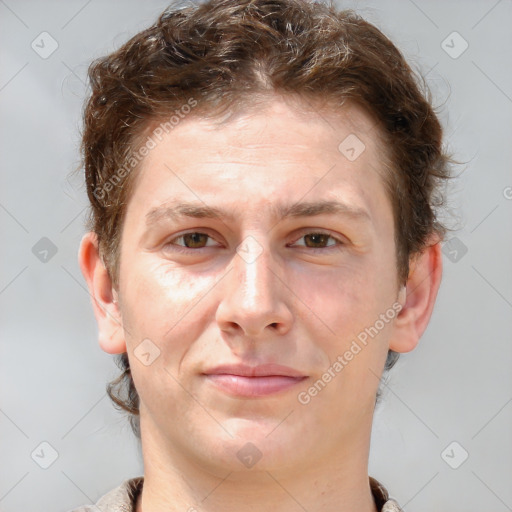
[114,96,402,475]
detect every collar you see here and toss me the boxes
[92,475,402,512]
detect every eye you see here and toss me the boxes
[166,232,220,250]
[290,231,344,250]
[162,230,344,254]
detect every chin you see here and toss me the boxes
[193,423,309,475]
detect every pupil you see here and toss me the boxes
[185,233,206,247]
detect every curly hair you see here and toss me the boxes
[80,0,454,438]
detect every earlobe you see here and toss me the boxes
[78,232,127,354]
[389,238,443,354]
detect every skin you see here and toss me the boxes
[80,94,442,512]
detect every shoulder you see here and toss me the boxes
[370,476,403,512]
[382,498,403,512]
[66,476,144,512]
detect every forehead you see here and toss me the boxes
[125,95,392,232]
[162,95,382,157]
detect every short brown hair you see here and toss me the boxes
[81,0,453,437]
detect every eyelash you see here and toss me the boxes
[164,230,345,254]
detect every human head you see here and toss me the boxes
[80,0,452,438]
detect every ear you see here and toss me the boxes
[389,235,443,353]
[78,232,126,354]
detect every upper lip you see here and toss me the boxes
[203,363,306,378]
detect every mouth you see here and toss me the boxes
[202,363,308,397]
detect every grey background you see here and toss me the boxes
[1,1,511,511]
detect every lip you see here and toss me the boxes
[204,363,306,378]
[202,364,308,397]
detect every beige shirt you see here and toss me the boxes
[67,476,403,511]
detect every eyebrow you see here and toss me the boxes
[145,199,371,226]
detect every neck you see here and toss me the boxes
[135,417,378,512]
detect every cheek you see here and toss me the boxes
[119,260,219,349]
[119,262,221,414]
[296,253,396,341]
[295,257,398,403]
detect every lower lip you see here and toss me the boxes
[204,374,307,397]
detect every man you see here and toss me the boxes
[74,0,450,510]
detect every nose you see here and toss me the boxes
[215,235,293,338]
